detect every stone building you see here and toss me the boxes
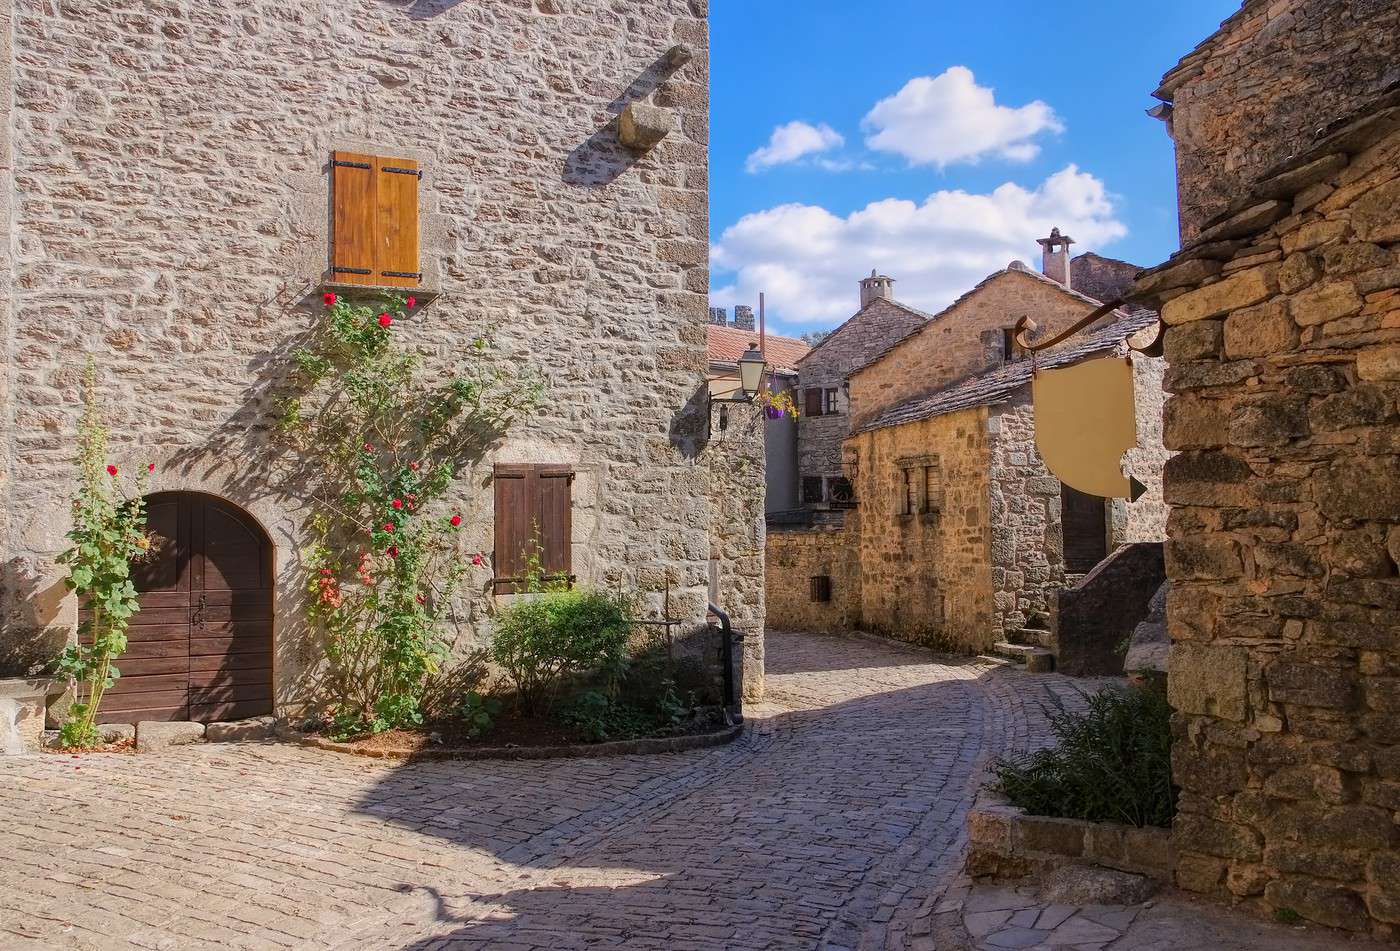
[791,272,932,508]
[768,238,1168,660]
[1130,0,1400,937]
[0,0,768,738]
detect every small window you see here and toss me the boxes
[804,388,825,418]
[922,463,943,514]
[802,476,825,504]
[810,575,832,603]
[828,477,856,507]
[494,464,573,594]
[823,388,840,415]
[897,468,915,516]
[1002,328,1019,363]
[331,151,422,287]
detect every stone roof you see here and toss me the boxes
[796,297,936,368]
[1132,79,1400,307]
[854,308,1160,434]
[707,323,809,373]
[852,262,1126,379]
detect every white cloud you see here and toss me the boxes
[863,66,1063,168]
[710,165,1126,328]
[745,120,846,173]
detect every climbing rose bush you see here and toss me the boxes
[282,292,544,736]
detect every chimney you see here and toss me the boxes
[708,306,728,326]
[859,269,895,308]
[1036,227,1074,288]
[733,304,755,330]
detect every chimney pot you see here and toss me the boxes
[1036,228,1074,289]
[732,305,755,330]
[708,306,728,326]
[859,271,895,308]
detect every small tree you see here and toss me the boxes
[54,359,150,748]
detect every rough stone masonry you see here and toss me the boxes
[0,0,769,711]
[1136,72,1400,944]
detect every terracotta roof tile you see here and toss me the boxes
[707,323,810,373]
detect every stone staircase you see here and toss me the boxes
[992,625,1055,672]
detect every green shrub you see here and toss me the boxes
[993,685,1177,828]
[490,588,632,715]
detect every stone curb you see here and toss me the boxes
[274,721,745,762]
[966,790,1175,884]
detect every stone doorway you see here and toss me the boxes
[88,492,274,724]
[1060,485,1108,574]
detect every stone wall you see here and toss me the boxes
[1155,0,1400,241]
[0,2,764,709]
[765,518,862,634]
[795,297,928,489]
[849,268,1105,427]
[846,406,996,652]
[1134,96,1400,938]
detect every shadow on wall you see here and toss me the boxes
[346,652,995,948]
[374,0,472,20]
[563,50,687,188]
[0,557,70,678]
[667,382,711,460]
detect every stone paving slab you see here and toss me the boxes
[0,630,1317,950]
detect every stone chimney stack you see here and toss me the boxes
[732,304,755,330]
[708,306,728,326]
[859,270,895,308]
[1036,227,1074,288]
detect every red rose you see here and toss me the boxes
[415,593,425,605]
[406,296,417,309]
[471,553,485,567]
[147,462,155,472]
[383,523,394,533]
[449,515,462,527]
[106,465,117,476]
[392,499,404,509]
[387,545,399,558]
[323,292,337,307]
[409,462,419,471]
[378,313,392,328]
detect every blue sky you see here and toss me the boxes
[708,0,1240,335]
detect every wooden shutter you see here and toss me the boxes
[375,157,421,287]
[538,468,573,583]
[330,151,421,287]
[804,388,823,417]
[493,464,573,594]
[493,466,533,595]
[331,152,377,285]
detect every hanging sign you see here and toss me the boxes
[1032,356,1144,500]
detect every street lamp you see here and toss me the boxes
[709,344,768,435]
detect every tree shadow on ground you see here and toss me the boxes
[350,653,1013,949]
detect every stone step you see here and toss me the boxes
[1009,627,1052,648]
[991,641,1056,673]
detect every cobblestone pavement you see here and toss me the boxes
[944,879,1385,950]
[0,631,1095,951]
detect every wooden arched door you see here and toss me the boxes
[91,492,274,724]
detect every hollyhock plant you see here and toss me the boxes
[286,291,545,739]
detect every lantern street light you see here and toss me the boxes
[710,343,768,435]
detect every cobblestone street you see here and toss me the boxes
[1,631,1095,950]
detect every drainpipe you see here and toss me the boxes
[707,602,743,719]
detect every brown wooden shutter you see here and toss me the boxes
[493,465,533,595]
[375,156,421,287]
[538,467,573,584]
[331,151,377,285]
[804,388,823,417]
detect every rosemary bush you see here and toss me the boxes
[992,685,1177,828]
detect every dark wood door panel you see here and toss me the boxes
[94,492,274,726]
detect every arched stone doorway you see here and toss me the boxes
[89,492,275,724]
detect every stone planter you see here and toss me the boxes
[0,678,61,755]
[966,791,1175,884]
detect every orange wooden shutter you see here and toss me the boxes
[331,151,377,285]
[538,467,573,584]
[375,156,420,287]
